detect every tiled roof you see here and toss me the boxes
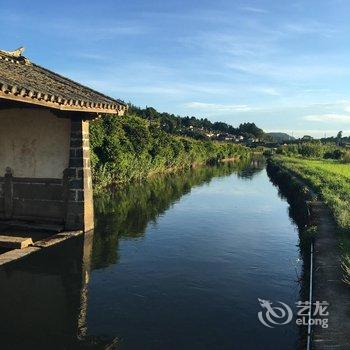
[0,47,127,115]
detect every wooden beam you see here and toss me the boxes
[0,235,33,249]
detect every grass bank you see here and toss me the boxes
[90,114,250,191]
[269,156,350,283]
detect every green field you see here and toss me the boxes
[274,156,350,230]
[273,156,350,281]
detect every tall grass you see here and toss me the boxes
[272,156,350,282]
[273,157,350,229]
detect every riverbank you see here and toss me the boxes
[90,114,251,191]
[267,157,350,349]
[271,157,350,229]
[269,156,350,263]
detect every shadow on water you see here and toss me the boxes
[266,162,313,350]
[0,231,117,350]
[92,158,265,269]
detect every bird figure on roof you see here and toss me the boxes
[1,47,26,58]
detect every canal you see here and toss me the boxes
[0,160,306,349]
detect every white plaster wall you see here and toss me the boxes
[0,108,71,178]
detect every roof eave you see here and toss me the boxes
[0,90,126,116]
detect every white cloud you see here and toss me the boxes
[303,114,350,123]
[74,53,107,61]
[299,100,350,111]
[228,61,347,81]
[65,23,147,39]
[32,18,148,40]
[179,25,282,59]
[185,102,253,112]
[82,80,184,96]
[257,87,281,96]
[284,22,338,37]
[240,6,269,14]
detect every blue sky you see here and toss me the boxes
[1,0,349,137]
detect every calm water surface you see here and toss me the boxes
[0,160,306,349]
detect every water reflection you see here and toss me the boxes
[0,231,115,349]
[266,163,312,349]
[1,157,296,350]
[89,157,303,350]
[92,158,265,269]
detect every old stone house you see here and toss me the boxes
[0,47,126,232]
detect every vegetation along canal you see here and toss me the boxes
[0,160,309,350]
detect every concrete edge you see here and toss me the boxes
[0,230,83,266]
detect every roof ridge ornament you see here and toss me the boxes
[1,47,26,58]
[0,47,31,65]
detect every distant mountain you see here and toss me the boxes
[267,132,295,142]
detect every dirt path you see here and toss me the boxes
[311,200,350,349]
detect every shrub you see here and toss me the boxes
[324,149,344,160]
[342,151,350,163]
[90,114,249,189]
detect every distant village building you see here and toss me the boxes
[205,132,215,138]
[0,47,127,232]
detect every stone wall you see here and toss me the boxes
[65,119,94,231]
